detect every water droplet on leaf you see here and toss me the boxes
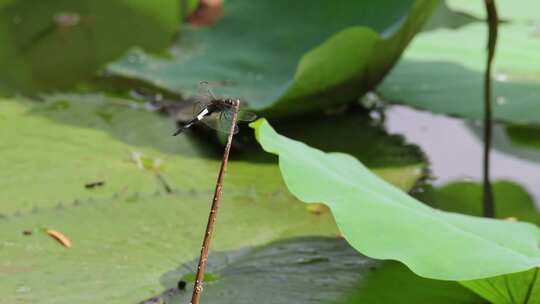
[495,72,508,82]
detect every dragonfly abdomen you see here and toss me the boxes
[173,107,214,136]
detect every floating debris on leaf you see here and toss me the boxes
[85,180,105,189]
[46,228,72,248]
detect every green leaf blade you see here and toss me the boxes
[461,268,540,304]
[251,118,540,280]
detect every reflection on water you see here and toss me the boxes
[385,105,540,206]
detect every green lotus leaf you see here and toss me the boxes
[251,118,540,280]
[106,0,437,116]
[0,0,196,94]
[379,23,540,125]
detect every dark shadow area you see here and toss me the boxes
[256,106,425,168]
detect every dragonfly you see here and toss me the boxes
[172,81,257,136]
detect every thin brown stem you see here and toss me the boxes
[190,101,240,304]
[482,0,498,218]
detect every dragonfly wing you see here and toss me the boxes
[198,112,219,129]
[197,112,238,134]
[190,81,214,116]
[195,81,215,103]
[238,110,257,122]
[237,100,257,121]
[218,112,239,134]
[222,109,257,122]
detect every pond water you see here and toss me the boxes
[385,105,540,207]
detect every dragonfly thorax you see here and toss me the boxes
[211,98,237,111]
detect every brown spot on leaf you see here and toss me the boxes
[306,203,329,215]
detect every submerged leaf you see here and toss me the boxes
[0,0,197,94]
[507,125,540,152]
[251,118,540,280]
